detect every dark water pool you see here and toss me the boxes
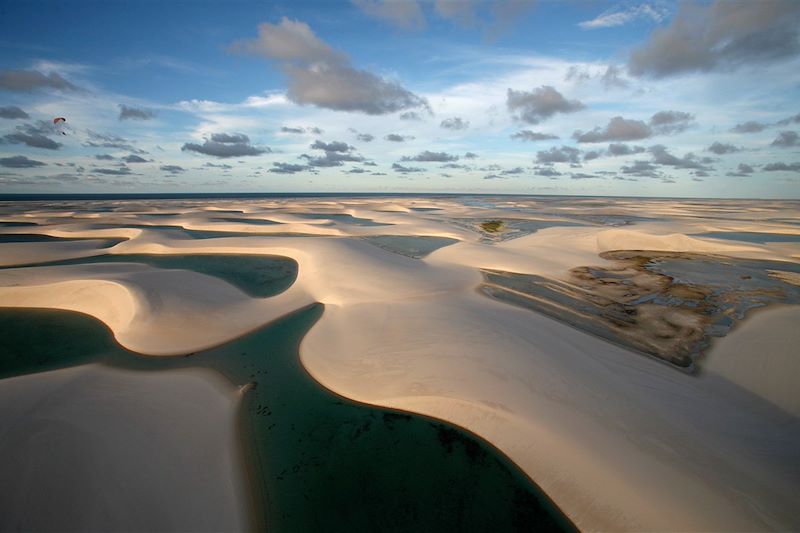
[0,307,573,533]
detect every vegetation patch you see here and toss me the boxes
[480,220,505,233]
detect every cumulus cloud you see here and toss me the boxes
[310,140,353,152]
[0,69,79,92]
[0,105,29,119]
[95,154,115,161]
[231,18,429,115]
[0,155,46,168]
[776,112,800,126]
[534,167,562,177]
[392,163,424,173]
[401,150,459,162]
[607,143,646,156]
[731,121,768,134]
[620,160,662,178]
[507,85,584,124]
[536,146,581,164]
[707,141,741,154]
[283,63,429,115]
[649,144,711,170]
[1,121,62,150]
[573,116,651,143]
[94,166,133,176]
[763,161,800,171]
[302,152,364,167]
[649,110,694,134]
[579,2,668,29]
[629,0,800,77]
[726,163,755,176]
[352,0,425,30]
[182,132,269,158]
[573,111,691,143]
[356,133,375,142]
[230,18,343,63]
[583,150,602,161]
[122,154,149,163]
[301,139,364,167]
[440,117,469,130]
[501,167,524,175]
[463,152,478,159]
[118,104,156,120]
[510,130,558,141]
[160,165,185,174]
[270,162,310,174]
[384,133,413,142]
[771,131,799,147]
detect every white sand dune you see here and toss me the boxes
[1,197,799,531]
[705,305,800,417]
[0,364,249,532]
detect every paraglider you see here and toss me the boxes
[53,117,67,135]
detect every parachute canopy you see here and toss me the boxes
[52,117,67,135]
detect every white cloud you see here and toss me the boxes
[579,2,668,30]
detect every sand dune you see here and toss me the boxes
[1,196,798,531]
[705,305,800,417]
[0,364,248,532]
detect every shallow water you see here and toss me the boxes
[210,216,279,225]
[291,212,392,226]
[362,235,459,258]
[692,231,800,244]
[86,224,318,240]
[6,254,298,298]
[0,307,573,533]
[0,233,125,249]
[0,221,38,227]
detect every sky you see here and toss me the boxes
[0,0,799,198]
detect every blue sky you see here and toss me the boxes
[1,0,799,197]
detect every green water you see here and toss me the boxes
[2,254,298,298]
[182,229,321,239]
[362,235,459,259]
[291,213,393,226]
[0,221,38,227]
[0,307,574,532]
[211,217,280,225]
[0,234,125,248]
[691,231,800,244]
